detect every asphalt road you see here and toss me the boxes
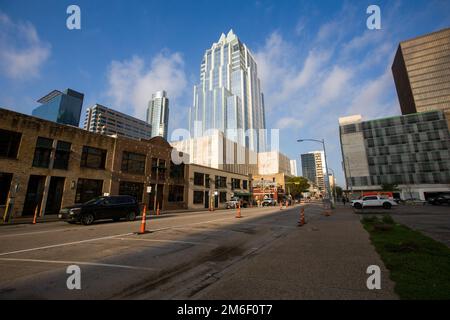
[0,203,328,299]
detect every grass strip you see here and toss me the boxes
[362,215,450,300]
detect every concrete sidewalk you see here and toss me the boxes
[195,205,398,300]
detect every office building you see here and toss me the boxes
[188,30,267,152]
[147,91,169,140]
[171,130,258,176]
[32,88,84,126]
[258,151,292,176]
[392,28,450,128]
[339,111,450,200]
[84,104,152,140]
[301,151,326,192]
[290,160,298,177]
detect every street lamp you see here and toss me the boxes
[328,167,337,203]
[297,138,334,206]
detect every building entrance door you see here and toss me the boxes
[22,175,46,216]
[204,191,209,209]
[156,184,164,210]
[45,177,65,215]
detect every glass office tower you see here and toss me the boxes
[189,30,267,152]
[32,88,84,127]
[301,151,326,191]
[147,91,169,140]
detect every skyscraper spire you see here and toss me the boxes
[189,31,266,152]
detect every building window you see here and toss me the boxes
[32,137,53,168]
[168,185,184,202]
[119,181,143,202]
[243,180,248,190]
[231,178,241,190]
[151,158,158,179]
[193,190,204,204]
[158,160,166,181]
[219,192,227,203]
[53,141,71,170]
[0,172,13,205]
[205,174,210,188]
[75,178,103,203]
[170,162,185,181]
[121,151,146,175]
[215,176,227,188]
[0,129,21,159]
[81,146,106,169]
[194,172,204,186]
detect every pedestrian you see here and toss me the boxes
[342,197,347,206]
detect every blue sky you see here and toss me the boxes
[1,0,449,186]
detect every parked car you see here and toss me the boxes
[225,197,248,209]
[352,195,397,209]
[428,195,450,206]
[59,195,140,225]
[262,198,276,206]
[225,198,239,209]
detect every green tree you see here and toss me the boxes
[335,186,343,198]
[381,183,399,191]
[285,176,310,198]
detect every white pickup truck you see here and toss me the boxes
[352,195,397,209]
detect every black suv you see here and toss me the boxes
[59,195,140,225]
[428,195,450,206]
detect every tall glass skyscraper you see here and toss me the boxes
[147,91,169,140]
[189,30,267,152]
[32,88,84,127]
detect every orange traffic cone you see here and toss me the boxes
[32,205,39,225]
[139,205,147,234]
[236,203,242,218]
[298,207,306,227]
[156,202,160,216]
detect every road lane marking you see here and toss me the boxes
[0,258,156,271]
[0,228,78,238]
[0,232,134,257]
[114,238,216,246]
[149,216,233,233]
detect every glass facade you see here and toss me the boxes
[341,111,450,187]
[32,89,84,126]
[392,28,450,129]
[189,30,266,152]
[146,91,169,140]
[301,153,316,183]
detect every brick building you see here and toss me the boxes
[0,108,187,220]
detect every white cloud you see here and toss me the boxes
[347,68,398,119]
[255,32,330,110]
[275,117,304,130]
[0,11,51,80]
[317,66,353,106]
[106,51,188,120]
